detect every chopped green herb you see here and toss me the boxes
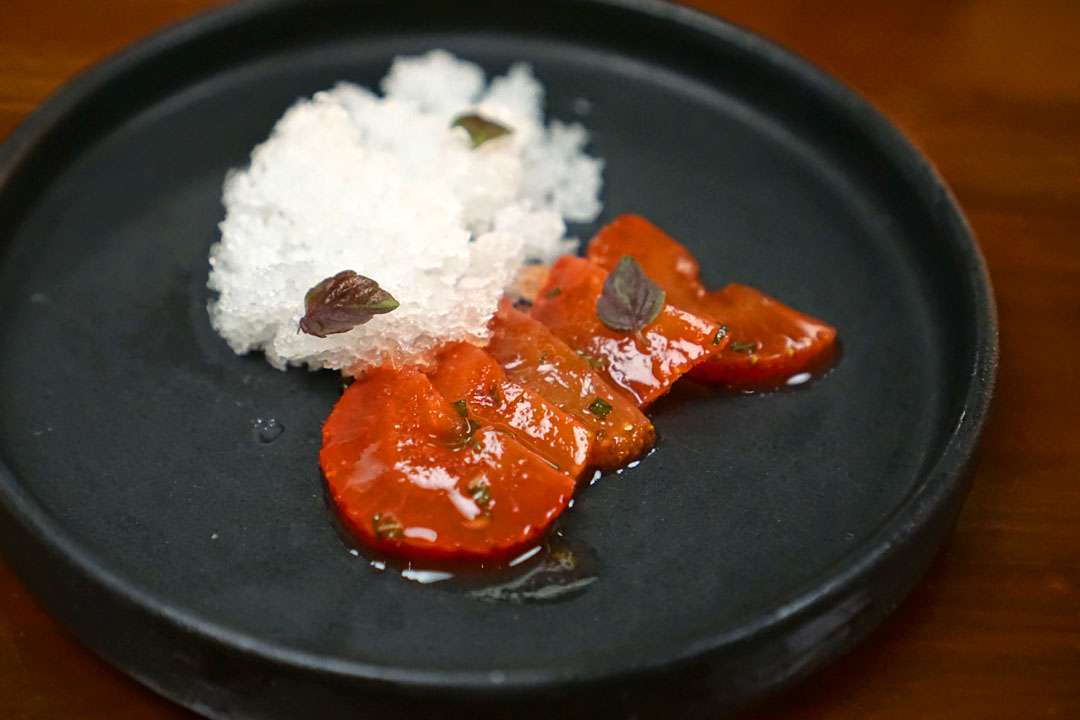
[729,340,757,354]
[468,478,492,510]
[372,513,403,541]
[443,417,483,451]
[587,397,613,420]
[488,384,502,404]
[577,350,605,369]
[451,399,468,417]
[299,270,398,338]
[713,325,729,346]
[545,286,562,299]
[539,352,547,363]
[595,256,665,336]
[451,113,512,148]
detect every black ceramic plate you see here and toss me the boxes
[0,1,996,718]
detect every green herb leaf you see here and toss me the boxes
[713,325,729,347]
[451,113,512,148]
[451,399,468,417]
[729,340,757,354]
[488,385,502,404]
[595,256,665,335]
[587,396,613,420]
[372,513,403,541]
[545,286,562,299]
[463,418,483,448]
[299,270,398,338]
[442,416,484,451]
[465,418,482,436]
[468,478,492,511]
[577,350,605,369]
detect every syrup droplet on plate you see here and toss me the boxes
[252,417,285,443]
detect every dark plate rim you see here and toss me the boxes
[0,0,999,697]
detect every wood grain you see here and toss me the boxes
[1,1,1078,718]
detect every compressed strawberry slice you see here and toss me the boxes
[588,214,838,387]
[320,367,576,562]
[427,342,592,479]
[486,299,654,470]
[588,214,709,311]
[529,255,724,407]
[689,283,838,386]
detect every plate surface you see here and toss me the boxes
[0,0,996,717]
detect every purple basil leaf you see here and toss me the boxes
[299,270,399,338]
[595,255,666,334]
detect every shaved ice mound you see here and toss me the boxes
[208,50,603,374]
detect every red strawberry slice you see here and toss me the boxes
[529,255,724,407]
[486,299,655,470]
[427,342,592,479]
[320,367,575,562]
[690,283,838,386]
[588,214,837,388]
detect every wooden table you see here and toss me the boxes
[1,1,1077,718]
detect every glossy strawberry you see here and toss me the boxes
[529,255,724,407]
[588,214,837,387]
[486,299,654,469]
[428,342,592,479]
[320,367,575,561]
[588,214,708,311]
[689,283,838,386]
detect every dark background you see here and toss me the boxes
[1,1,1077,718]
